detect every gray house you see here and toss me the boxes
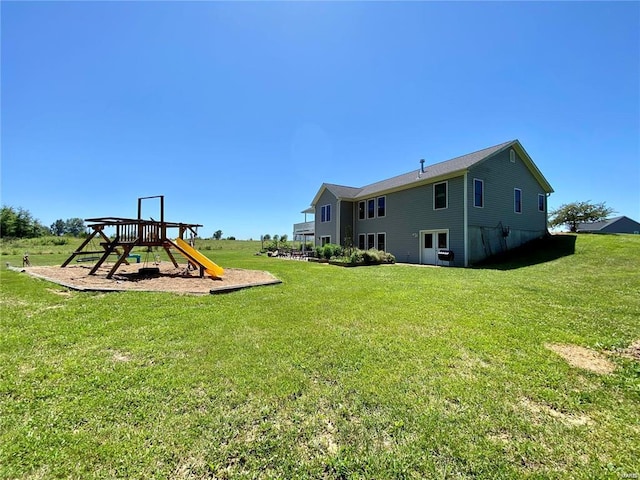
[577,216,640,234]
[308,139,554,266]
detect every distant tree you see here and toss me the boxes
[0,206,48,238]
[51,219,66,236]
[1,206,17,237]
[273,234,279,249]
[226,236,236,241]
[549,201,615,232]
[213,229,223,240]
[64,218,86,237]
[263,234,271,241]
[280,234,288,243]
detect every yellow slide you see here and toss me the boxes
[174,238,225,278]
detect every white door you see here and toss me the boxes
[420,230,448,265]
[421,232,436,264]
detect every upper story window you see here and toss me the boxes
[358,201,365,220]
[434,181,448,210]
[510,149,516,163]
[367,199,375,219]
[538,194,545,212]
[321,204,331,222]
[377,196,386,217]
[473,179,484,208]
[514,188,522,213]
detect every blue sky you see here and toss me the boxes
[2,1,638,239]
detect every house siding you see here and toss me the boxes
[354,176,465,265]
[315,189,338,245]
[467,147,548,264]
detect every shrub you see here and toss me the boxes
[350,250,364,264]
[362,249,381,264]
[322,243,343,259]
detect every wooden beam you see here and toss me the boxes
[61,227,102,267]
[106,244,136,279]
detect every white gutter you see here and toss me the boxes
[336,199,341,245]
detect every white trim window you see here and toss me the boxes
[367,199,375,219]
[538,194,545,212]
[510,149,516,163]
[320,235,331,246]
[514,188,522,214]
[437,231,448,249]
[473,178,484,208]
[367,233,375,250]
[321,204,331,223]
[358,201,365,220]
[434,181,448,210]
[377,232,386,251]
[358,234,366,250]
[377,196,386,217]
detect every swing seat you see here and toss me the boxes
[76,256,100,262]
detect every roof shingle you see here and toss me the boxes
[316,140,516,203]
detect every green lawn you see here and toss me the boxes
[1,235,639,479]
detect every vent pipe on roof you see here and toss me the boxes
[420,159,425,174]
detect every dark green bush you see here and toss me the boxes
[318,243,342,259]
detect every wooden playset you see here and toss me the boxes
[61,196,224,279]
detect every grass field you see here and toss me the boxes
[1,234,639,479]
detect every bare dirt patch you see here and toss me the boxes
[545,343,615,375]
[17,262,281,295]
[520,397,592,427]
[616,339,640,361]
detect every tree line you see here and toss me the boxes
[1,206,86,239]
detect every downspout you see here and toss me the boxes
[546,192,552,234]
[336,199,341,245]
[463,172,469,267]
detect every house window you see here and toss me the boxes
[510,149,516,163]
[358,234,365,250]
[358,201,365,220]
[321,204,331,223]
[434,182,448,210]
[424,233,433,249]
[377,196,386,217]
[377,233,386,252]
[367,233,375,250]
[538,194,545,212]
[474,179,484,208]
[320,236,331,246]
[514,189,522,213]
[437,232,448,249]
[367,199,375,219]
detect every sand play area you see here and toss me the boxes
[12,262,281,295]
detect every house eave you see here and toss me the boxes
[353,170,469,200]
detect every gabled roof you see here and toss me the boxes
[577,216,639,231]
[310,139,553,206]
